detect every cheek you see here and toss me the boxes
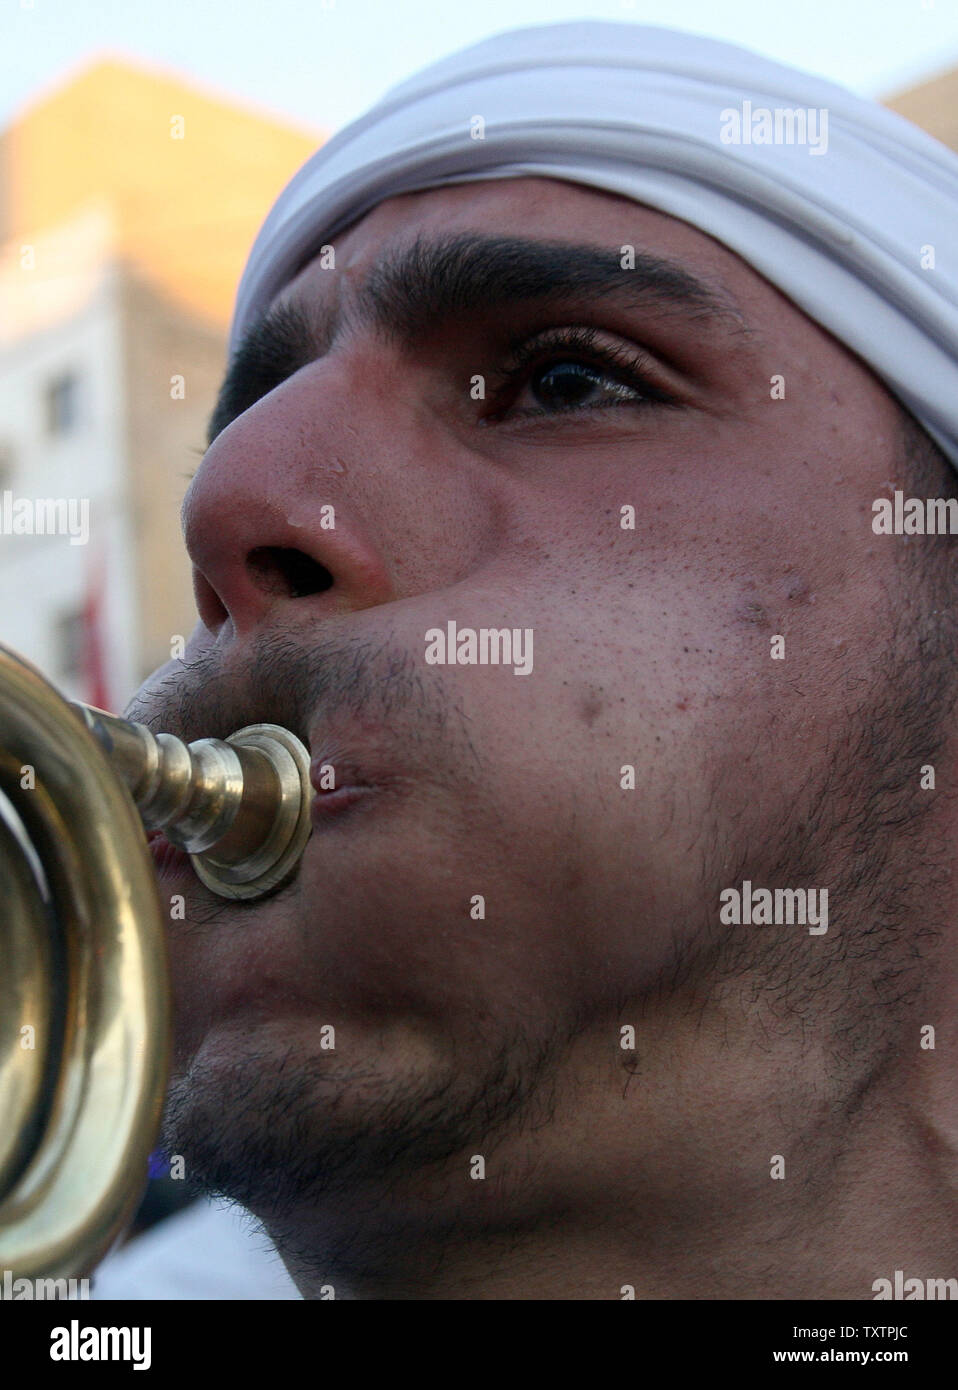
[730,569,815,638]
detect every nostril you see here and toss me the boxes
[246,546,334,599]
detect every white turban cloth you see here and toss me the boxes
[230,21,958,467]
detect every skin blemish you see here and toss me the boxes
[734,599,770,626]
[577,687,606,728]
[782,575,811,603]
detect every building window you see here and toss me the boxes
[55,606,85,681]
[45,371,81,436]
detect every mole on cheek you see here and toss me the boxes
[577,687,606,727]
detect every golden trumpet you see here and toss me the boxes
[0,643,312,1281]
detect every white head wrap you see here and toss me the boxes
[230,21,958,466]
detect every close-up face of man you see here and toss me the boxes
[125,173,958,1299]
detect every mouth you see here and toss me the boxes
[146,829,194,877]
[144,735,383,889]
[308,748,376,826]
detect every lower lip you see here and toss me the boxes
[309,784,370,826]
[145,786,370,876]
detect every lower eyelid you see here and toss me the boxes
[480,396,665,431]
[503,394,661,424]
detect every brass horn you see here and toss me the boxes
[0,643,312,1281]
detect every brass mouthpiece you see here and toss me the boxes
[71,704,313,900]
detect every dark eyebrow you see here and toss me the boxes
[206,233,746,445]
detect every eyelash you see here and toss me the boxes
[485,325,676,421]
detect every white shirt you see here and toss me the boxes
[87,1199,302,1300]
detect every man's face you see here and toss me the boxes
[129,178,915,1278]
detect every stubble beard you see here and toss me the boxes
[159,555,948,1284]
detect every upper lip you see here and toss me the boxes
[127,667,312,753]
[309,751,368,794]
[306,719,385,795]
[126,651,402,798]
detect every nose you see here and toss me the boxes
[182,367,397,640]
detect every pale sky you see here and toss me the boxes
[3,0,958,137]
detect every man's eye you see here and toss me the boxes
[522,360,647,413]
[484,326,674,422]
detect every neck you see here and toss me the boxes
[259,1000,958,1300]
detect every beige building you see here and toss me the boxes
[0,56,321,707]
[884,64,958,150]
